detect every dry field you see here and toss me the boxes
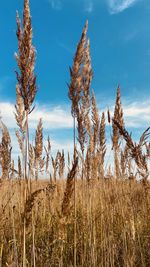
[0,179,150,266]
[0,0,150,266]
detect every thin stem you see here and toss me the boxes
[73,116,76,160]
[73,116,77,267]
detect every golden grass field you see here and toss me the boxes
[0,0,150,266]
[0,179,150,266]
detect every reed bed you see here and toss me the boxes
[0,179,150,266]
[0,0,150,266]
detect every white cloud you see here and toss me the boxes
[123,101,150,128]
[48,0,62,10]
[0,99,150,132]
[84,0,93,13]
[50,139,73,152]
[0,102,73,165]
[107,100,150,128]
[107,0,139,14]
[0,99,150,169]
[123,29,138,42]
[0,102,72,130]
[48,0,94,13]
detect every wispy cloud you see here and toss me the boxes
[107,100,150,128]
[84,0,93,13]
[48,0,62,10]
[0,102,72,130]
[123,29,138,42]
[123,101,150,128]
[48,0,94,13]
[1,98,150,131]
[58,41,73,54]
[0,102,73,161]
[107,0,139,14]
[0,99,150,163]
[5,129,73,164]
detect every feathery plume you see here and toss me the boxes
[68,21,88,118]
[112,86,124,178]
[0,121,12,179]
[113,119,150,181]
[15,0,37,112]
[91,91,100,152]
[62,158,78,217]
[34,118,43,180]
[98,112,106,178]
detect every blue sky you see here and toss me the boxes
[0,0,150,158]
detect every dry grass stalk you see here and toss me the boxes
[68,21,88,118]
[77,111,86,154]
[113,119,150,181]
[35,119,43,160]
[91,91,100,153]
[15,0,37,113]
[0,121,12,179]
[98,112,106,178]
[107,108,111,124]
[81,39,93,145]
[77,39,93,155]
[23,188,44,227]
[61,157,78,217]
[10,160,17,179]
[68,27,93,267]
[120,144,129,177]
[82,39,93,100]
[52,152,60,182]
[18,156,22,179]
[112,86,124,178]
[15,2,37,265]
[58,150,65,179]
[15,0,37,182]
[67,152,71,168]
[28,144,35,179]
[34,118,43,180]
[15,86,26,158]
[145,142,150,157]
[44,136,51,174]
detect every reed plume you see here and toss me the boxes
[18,156,22,179]
[15,0,37,181]
[15,0,37,112]
[58,150,65,179]
[113,119,150,181]
[44,136,51,175]
[112,86,124,178]
[61,157,78,217]
[91,91,100,153]
[98,112,106,178]
[34,119,43,180]
[68,21,88,118]
[0,121,12,179]
[15,86,26,155]
[15,3,37,265]
[76,39,93,155]
[28,144,35,179]
[23,188,44,227]
[52,151,61,182]
[82,39,93,143]
[68,22,89,267]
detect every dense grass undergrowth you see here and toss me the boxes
[0,180,150,266]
